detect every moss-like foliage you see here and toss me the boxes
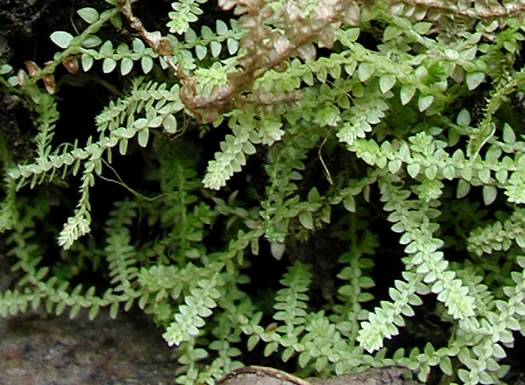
[1,0,525,384]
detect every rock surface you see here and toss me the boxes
[0,309,177,385]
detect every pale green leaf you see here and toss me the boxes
[81,54,94,71]
[357,62,374,82]
[483,185,497,205]
[379,74,396,93]
[456,108,471,126]
[299,211,314,230]
[120,58,133,76]
[103,58,117,73]
[400,85,416,105]
[163,114,178,134]
[50,31,74,49]
[77,7,100,24]
[141,56,154,74]
[466,72,485,90]
[457,180,470,199]
[418,95,434,112]
[210,41,222,57]
[503,123,516,144]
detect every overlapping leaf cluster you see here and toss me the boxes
[0,0,524,384]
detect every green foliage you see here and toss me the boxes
[1,0,525,384]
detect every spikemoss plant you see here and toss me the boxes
[0,0,524,384]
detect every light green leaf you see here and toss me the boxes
[400,85,416,105]
[77,7,100,24]
[227,38,238,54]
[407,163,420,178]
[216,20,228,35]
[418,95,434,112]
[141,56,154,74]
[383,25,402,41]
[163,114,178,134]
[0,64,12,75]
[103,58,117,73]
[482,185,497,205]
[50,31,74,49]
[388,159,402,174]
[357,62,374,82]
[100,40,113,55]
[81,54,94,71]
[379,74,396,93]
[196,45,207,60]
[456,108,471,126]
[210,41,222,57]
[137,128,149,147]
[110,13,122,29]
[503,123,515,144]
[81,35,102,48]
[119,139,128,155]
[457,180,470,199]
[299,211,314,230]
[343,195,356,212]
[466,72,485,90]
[120,58,133,76]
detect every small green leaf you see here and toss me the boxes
[100,40,113,55]
[379,74,396,93]
[119,138,128,155]
[388,159,402,174]
[227,38,238,54]
[456,180,470,199]
[503,123,516,144]
[210,41,222,57]
[482,185,497,205]
[478,167,491,184]
[110,13,123,29]
[88,304,100,320]
[298,351,311,368]
[439,356,453,376]
[299,211,314,230]
[0,64,12,75]
[247,335,260,351]
[133,38,145,53]
[407,163,420,178]
[343,195,356,212]
[270,242,286,260]
[163,114,178,134]
[216,20,228,35]
[383,25,402,41]
[50,31,74,49]
[110,302,119,318]
[81,35,102,48]
[141,56,154,74]
[456,108,471,126]
[413,22,432,35]
[466,72,485,90]
[120,57,133,76]
[195,45,207,60]
[138,127,150,147]
[81,54,94,71]
[357,62,374,82]
[400,85,416,105]
[103,58,117,73]
[77,7,100,24]
[134,118,148,130]
[264,342,278,357]
[69,304,81,319]
[418,95,434,112]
